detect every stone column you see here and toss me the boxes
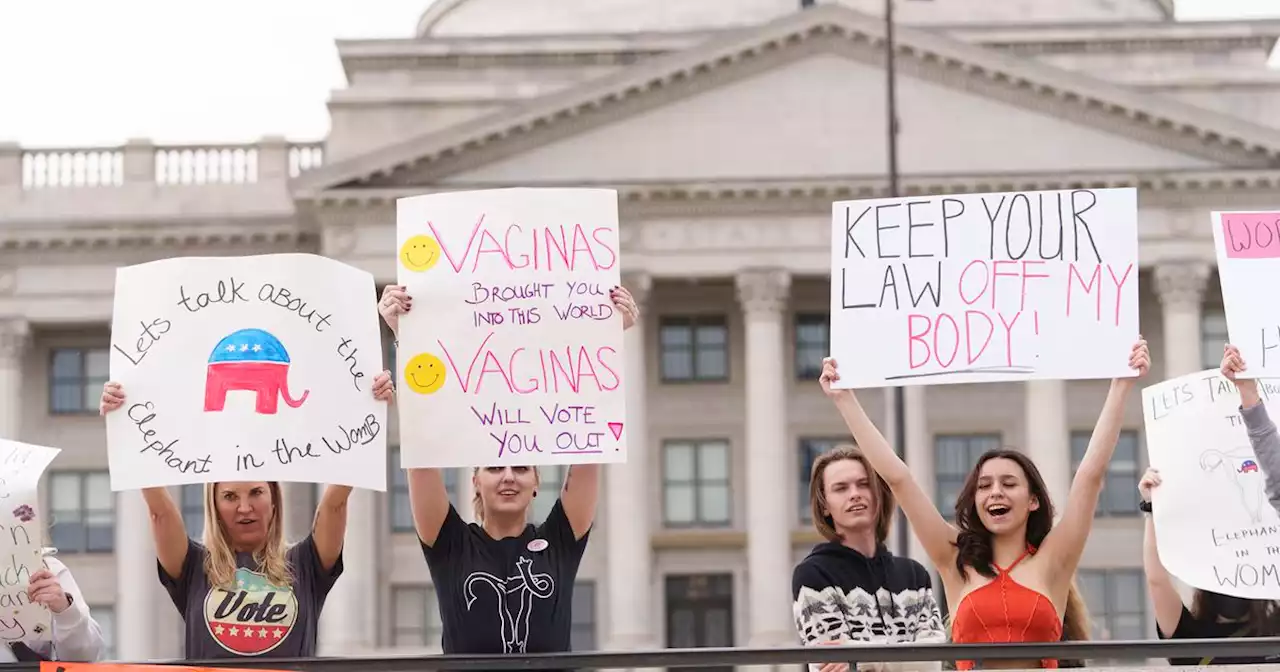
[1024,380,1069,517]
[116,490,161,661]
[737,269,793,652]
[318,488,379,654]
[1155,261,1211,378]
[605,273,656,655]
[457,468,476,522]
[283,483,316,542]
[0,319,29,441]
[903,386,933,568]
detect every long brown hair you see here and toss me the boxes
[1191,590,1280,636]
[202,481,292,590]
[953,448,1091,642]
[809,445,895,545]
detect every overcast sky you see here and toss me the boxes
[0,0,1276,147]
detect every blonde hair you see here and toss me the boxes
[471,466,540,525]
[202,482,293,590]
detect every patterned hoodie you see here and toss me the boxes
[792,541,946,661]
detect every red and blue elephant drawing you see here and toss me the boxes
[204,328,310,415]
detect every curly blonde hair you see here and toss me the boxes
[201,482,293,590]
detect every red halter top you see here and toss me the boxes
[951,547,1062,670]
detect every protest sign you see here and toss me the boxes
[1213,211,1280,378]
[0,439,60,641]
[105,254,387,491]
[829,187,1140,388]
[1144,370,1280,599]
[395,188,627,468]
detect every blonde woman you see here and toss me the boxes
[98,371,395,659]
[377,284,636,655]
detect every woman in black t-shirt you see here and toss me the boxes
[1140,468,1280,666]
[378,283,639,655]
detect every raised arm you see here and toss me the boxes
[376,287,455,545]
[559,465,599,539]
[27,558,105,662]
[100,382,189,579]
[311,485,351,572]
[819,358,958,572]
[311,370,395,567]
[552,286,635,538]
[1041,339,1148,579]
[1139,468,1184,637]
[1222,344,1280,513]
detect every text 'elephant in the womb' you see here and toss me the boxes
[204,328,310,415]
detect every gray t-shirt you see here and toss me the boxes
[158,536,343,659]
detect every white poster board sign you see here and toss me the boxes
[106,254,387,491]
[395,188,627,468]
[0,439,60,641]
[1143,370,1280,599]
[829,188,1139,388]
[1213,210,1280,378]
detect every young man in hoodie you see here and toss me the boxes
[792,445,945,672]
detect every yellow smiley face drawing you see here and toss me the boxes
[404,352,447,395]
[400,235,442,272]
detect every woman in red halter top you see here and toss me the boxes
[818,338,1149,670]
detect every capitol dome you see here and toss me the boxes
[415,0,800,37]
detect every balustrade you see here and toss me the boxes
[5,138,324,189]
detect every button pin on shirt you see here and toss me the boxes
[527,539,548,552]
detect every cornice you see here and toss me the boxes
[296,5,1280,196]
[301,168,1280,213]
[0,221,316,253]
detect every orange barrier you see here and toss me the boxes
[41,660,290,665]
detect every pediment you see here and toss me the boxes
[294,4,1280,197]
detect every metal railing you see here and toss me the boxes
[17,639,1280,671]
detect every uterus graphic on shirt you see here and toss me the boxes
[464,556,555,654]
[203,567,299,655]
[1200,447,1269,523]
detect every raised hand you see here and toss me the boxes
[1222,343,1261,407]
[100,382,125,416]
[27,568,70,613]
[379,285,412,335]
[1128,337,1150,378]
[1222,343,1247,381]
[372,370,395,403]
[610,285,639,330]
[1138,467,1161,503]
[818,357,853,400]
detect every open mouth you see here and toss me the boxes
[847,503,868,514]
[986,504,1011,517]
[498,489,519,497]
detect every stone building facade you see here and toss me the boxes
[1,0,1278,663]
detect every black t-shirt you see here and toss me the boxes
[421,499,590,655]
[1159,605,1280,666]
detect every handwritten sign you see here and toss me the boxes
[0,440,60,641]
[1213,211,1280,378]
[394,188,627,468]
[1144,370,1280,599]
[105,254,387,491]
[829,187,1139,388]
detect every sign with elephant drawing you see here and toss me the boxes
[105,254,387,490]
[1143,369,1280,599]
[394,188,628,468]
[0,439,60,642]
